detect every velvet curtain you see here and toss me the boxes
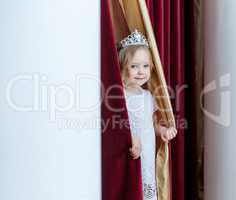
[185,0,204,199]
[101,0,143,199]
[145,1,185,200]
[101,0,202,199]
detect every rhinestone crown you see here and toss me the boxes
[119,29,149,49]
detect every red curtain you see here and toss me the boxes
[101,0,143,199]
[145,1,185,200]
[102,0,185,199]
[185,0,204,199]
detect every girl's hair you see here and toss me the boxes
[118,45,154,87]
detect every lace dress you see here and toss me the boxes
[124,88,158,200]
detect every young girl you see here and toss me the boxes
[118,30,177,200]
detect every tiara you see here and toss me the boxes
[119,29,149,49]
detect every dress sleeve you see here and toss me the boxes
[127,111,140,137]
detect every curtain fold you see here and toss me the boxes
[185,0,204,199]
[101,0,143,200]
[145,1,185,200]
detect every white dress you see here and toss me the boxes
[124,88,158,200]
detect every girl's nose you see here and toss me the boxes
[138,68,144,74]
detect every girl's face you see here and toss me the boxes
[124,48,151,87]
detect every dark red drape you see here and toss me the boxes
[101,0,143,200]
[102,0,185,200]
[146,1,185,200]
[185,0,204,199]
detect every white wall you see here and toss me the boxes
[204,0,236,199]
[0,1,100,200]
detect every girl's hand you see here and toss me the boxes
[160,127,177,143]
[129,135,142,159]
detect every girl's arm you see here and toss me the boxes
[153,112,177,142]
[129,135,141,159]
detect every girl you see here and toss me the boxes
[118,30,177,200]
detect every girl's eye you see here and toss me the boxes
[130,65,138,68]
[144,64,150,68]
